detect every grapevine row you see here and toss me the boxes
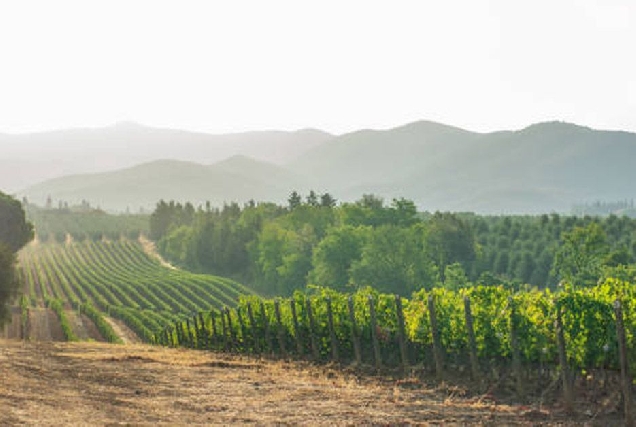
[162,280,636,373]
[17,239,253,343]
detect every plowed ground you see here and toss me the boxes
[0,340,604,425]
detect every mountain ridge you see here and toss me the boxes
[13,119,636,214]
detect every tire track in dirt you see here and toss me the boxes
[139,235,175,269]
[103,316,141,344]
[26,308,66,342]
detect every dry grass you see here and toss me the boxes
[0,339,616,425]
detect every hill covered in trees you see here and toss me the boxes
[17,120,636,214]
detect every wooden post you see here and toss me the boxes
[463,297,480,381]
[260,301,273,355]
[290,298,304,356]
[395,295,409,371]
[210,309,218,350]
[220,309,229,352]
[368,296,382,369]
[198,312,208,349]
[306,297,319,361]
[236,306,247,352]
[614,300,634,425]
[246,302,260,354]
[186,319,194,347]
[428,295,444,380]
[326,297,339,362]
[508,297,524,398]
[192,315,200,349]
[556,306,573,413]
[348,296,362,365]
[274,299,287,358]
[175,321,183,347]
[226,308,236,352]
[181,319,192,348]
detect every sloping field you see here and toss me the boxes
[11,238,253,343]
[0,339,578,425]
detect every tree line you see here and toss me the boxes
[149,193,636,297]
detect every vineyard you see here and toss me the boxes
[5,237,252,343]
[159,280,636,416]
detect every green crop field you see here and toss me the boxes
[14,238,253,342]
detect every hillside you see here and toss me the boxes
[21,157,306,211]
[0,122,332,192]
[16,120,636,214]
[288,120,636,213]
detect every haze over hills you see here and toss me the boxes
[0,121,331,192]
[21,157,308,212]
[289,120,636,213]
[13,120,636,214]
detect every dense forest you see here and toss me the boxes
[150,192,636,297]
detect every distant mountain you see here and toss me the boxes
[15,120,636,214]
[0,122,332,192]
[21,156,306,212]
[287,120,636,213]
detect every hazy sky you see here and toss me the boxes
[0,0,634,135]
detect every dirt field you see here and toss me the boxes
[0,339,605,426]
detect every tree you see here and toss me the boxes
[443,262,470,290]
[350,225,436,295]
[0,192,33,252]
[149,200,174,240]
[320,193,337,208]
[308,225,367,291]
[306,190,319,207]
[424,212,477,280]
[0,192,32,325]
[552,223,609,287]
[288,191,302,210]
[0,245,17,324]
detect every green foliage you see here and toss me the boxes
[151,195,636,296]
[80,302,123,344]
[20,239,254,343]
[0,191,32,325]
[171,280,636,373]
[0,192,33,252]
[350,225,436,296]
[48,299,78,342]
[553,223,610,287]
[0,244,17,325]
[308,225,367,291]
[26,203,147,243]
[425,212,477,280]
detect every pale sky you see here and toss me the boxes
[0,0,634,135]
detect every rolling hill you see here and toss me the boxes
[16,120,636,214]
[0,122,332,192]
[288,120,636,213]
[20,157,307,212]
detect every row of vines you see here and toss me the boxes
[160,280,636,383]
[17,239,252,342]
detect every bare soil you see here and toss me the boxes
[0,339,603,426]
[104,316,142,344]
[139,235,176,269]
[65,309,104,341]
